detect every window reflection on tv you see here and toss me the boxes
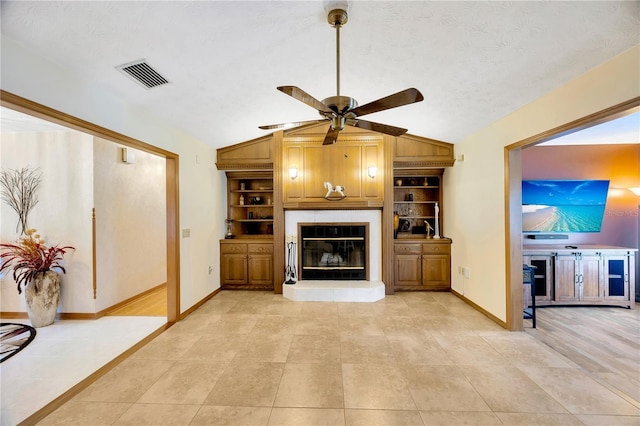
[522,180,609,233]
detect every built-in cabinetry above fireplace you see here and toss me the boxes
[216,122,455,294]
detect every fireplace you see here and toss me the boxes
[299,223,368,280]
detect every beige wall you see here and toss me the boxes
[0,131,95,313]
[93,138,167,311]
[446,45,640,321]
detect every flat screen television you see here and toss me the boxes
[522,180,610,233]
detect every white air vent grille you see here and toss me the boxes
[116,60,169,89]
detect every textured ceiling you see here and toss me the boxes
[1,1,638,149]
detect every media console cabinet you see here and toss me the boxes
[523,245,636,308]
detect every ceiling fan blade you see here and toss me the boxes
[347,119,408,136]
[323,126,341,145]
[277,86,334,114]
[350,88,424,117]
[259,119,327,130]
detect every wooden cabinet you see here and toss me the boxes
[220,241,273,290]
[523,245,636,307]
[393,170,443,238]
[225,171,274,239]
[394,240,451,290]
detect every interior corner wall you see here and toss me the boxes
[93,138,167,312]
[445,45,640,322]
[0,131,95,313]
[1,36,223,315]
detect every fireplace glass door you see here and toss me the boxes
[299,224,367,280]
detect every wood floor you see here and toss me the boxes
[105,285,167,317]
[525,303,640,407]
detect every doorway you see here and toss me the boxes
[505,97,640,330]
[1,90,180,323]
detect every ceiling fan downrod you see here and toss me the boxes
[327,8,348,97]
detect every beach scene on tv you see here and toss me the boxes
[522,180,610,233]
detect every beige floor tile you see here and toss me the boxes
[130,332,201,360]
[418,410,502,425]
[205,361,284,407]
[268,407,345,426]
[179,333,248,362]
[371,302,414,317]
[524,366,640,415]
[75,358,175,402]
[137,360,224,404]
[386,334,454,365]
[252,315,298,335]
[208,314,262,334]
[113,403,200,425]
[401,365,490,412]
[338,302,375,317]
[338,316,385,336]
[227,302,268,315]
[481,333,575,368]
[432,334,509,365]
[274,363,344,408]
[295,316,341,336]
[263,301,304,316]
[576,414,640,425]
[496,412,584,425]
[190,405,271,425]
[298,302,340,317]
[287,334,341,363]
[459,365,568,413]
[189,299,238,315]
[345,408,424,425]
[235,332,294,362]
[342,363,415,410]
[379,316,431,336]
[340,335,396,364]
[160,312,222,335]
[38,401,132,425]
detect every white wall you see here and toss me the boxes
[0,131,95,313]
[1,36,224,314]
[93,138,167,311]
[446,45,640,321]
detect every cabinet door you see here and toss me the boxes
[523,255,553,302]
[395,254,422,287]
[221,254,248,285]
[555,254,579,302]
[422,254,450,290]
[580,254,603,302]
[604,255,629,301]
[248,254,273,286]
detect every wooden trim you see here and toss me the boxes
[504,96,640,331]
[273,131,285,293]
[383,135,395,294]
[1,90,181,326]
[179,287,221,319]
[393,160,455,168]
[450,288,507,329]
[92,208,97,299]
[283,201,384,210]
[0,312,100,320]
[18,323,169,426]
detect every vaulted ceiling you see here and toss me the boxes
[1,1,638,149]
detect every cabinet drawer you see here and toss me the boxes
[423,243,451,254]
[248,244,273,254]
[221,243,247,254]
[395,243,422,254]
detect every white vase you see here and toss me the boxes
[25,271,60,327]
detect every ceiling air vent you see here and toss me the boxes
[116,59,169,89]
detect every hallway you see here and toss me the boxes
[32,291,639,425]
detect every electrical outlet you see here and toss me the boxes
[458,266,463,275]
[208,265,214,275]
[463,267,470,279]
[182,228,191,238]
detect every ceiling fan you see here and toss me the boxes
[259,8,424,145]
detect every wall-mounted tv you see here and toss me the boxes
[522,180,610,233]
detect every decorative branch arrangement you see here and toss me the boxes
[0,167,43,235]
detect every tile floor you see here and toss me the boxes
[0,316,166,425]
[9,291,640,425]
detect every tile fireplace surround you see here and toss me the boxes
[283,210,385,302]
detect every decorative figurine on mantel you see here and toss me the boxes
[433,202,441,239]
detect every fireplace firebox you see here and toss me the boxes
[299,223,368,280]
